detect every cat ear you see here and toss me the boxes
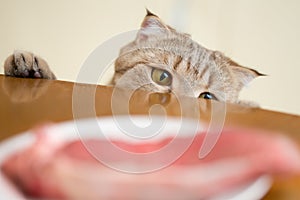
[229,59,265,87]
[136,9,170,42]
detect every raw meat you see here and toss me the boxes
[2,126,300,200]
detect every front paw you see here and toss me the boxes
[4,50,56,80]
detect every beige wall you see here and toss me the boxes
[0,0,299,115]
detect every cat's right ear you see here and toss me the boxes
[136,9,169,42]
[228,58,265,88]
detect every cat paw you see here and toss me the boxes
[4,50,56,80]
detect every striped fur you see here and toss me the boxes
[112,11,262,103]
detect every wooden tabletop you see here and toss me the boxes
[0,74,300,199]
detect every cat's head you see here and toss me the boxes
[113,10,262,103]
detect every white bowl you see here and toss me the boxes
[0,116,272,200]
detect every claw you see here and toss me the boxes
[34,71,42,78]
[4,50,55,79]
[21,69,29,77]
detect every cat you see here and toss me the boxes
[3,10,263,104]
[112,10,263,103]
[4,50,56,80]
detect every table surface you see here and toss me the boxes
[0,74,300,199]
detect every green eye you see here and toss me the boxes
[151,68,172,86]
[198,92,217,100]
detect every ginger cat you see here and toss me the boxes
[3,10,262,103]
[4,50,55,80]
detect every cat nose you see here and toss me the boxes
[148,92,171,106]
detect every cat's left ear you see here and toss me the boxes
[136,9,171,42]
[229,59,265,86]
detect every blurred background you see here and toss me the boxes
[0,0,299,115]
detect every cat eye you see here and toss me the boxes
[151,68,172,86]
[198,92,217,100]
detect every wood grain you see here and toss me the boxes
[0,75,299,199]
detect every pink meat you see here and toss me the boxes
[2,127,300,200]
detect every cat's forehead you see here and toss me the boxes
[121,34,206,60]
